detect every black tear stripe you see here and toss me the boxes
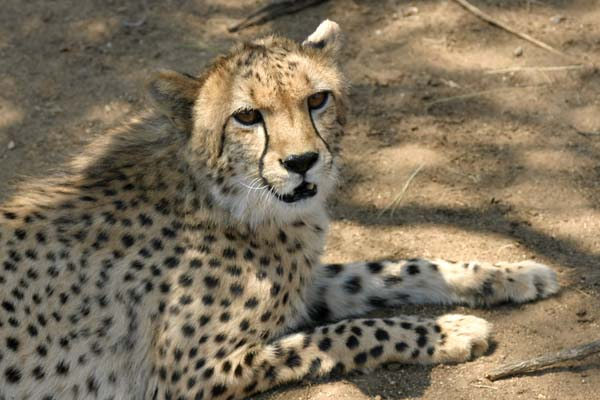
[217,120,229,159]
[308,107,333,157]
[258,120,271,188]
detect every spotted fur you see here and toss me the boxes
[0,20,558,400]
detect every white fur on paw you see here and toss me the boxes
[433,314,491,363]
[499,260,560,302]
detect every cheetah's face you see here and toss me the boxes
[223,72,337,207]
[149,21,347,226]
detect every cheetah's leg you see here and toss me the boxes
[157,314,490,400]
[307,259,559,322]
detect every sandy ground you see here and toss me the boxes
[1,0,600,399]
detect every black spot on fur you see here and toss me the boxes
[368,296,387,308]
[244,297,258,309]
[121,234,135,248]
[351,326,362,336]
[374,329,390,341]
[3,211,17,220]
[14,229,26,240]
[415,326,428,336]
[367,262,383,274]
[222,247,236,259]
[203,276,219,289]
[395,342,408,352]
[178,274,193,287]
[240,319,250,331]
[181,324,195,337]
[406,264,420,275]
[5,366,21,383]
[56,361,70,375]
[285,351,302,368]
[6,337,19,352]
[369,345,384,358]
[346,335,359,349]
[325,263,343,276]
[318,337,332,352]
[243,249,255,260]
[383,275,403,286]
[203,367,214,379]
[164,257,180,269]
[222,361,232,373]
[354,352,367,365]
[481,279,495,297]
[211,384,227,397]
[343,276,362,294]
[307,357,322,376]
[308,298,331,324]
[331,362,345,375]
[1,301,15,313]
[230,283,244,297]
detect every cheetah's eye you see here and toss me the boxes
[307,91,329,110]
[233,109,263,126]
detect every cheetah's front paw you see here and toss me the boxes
[498,260,560,303]
[432,314,491,363]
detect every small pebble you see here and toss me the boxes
[7,140,15,150]
[402,6,419,17]
[514,46,524,57]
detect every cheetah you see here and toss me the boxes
[0,20,559,400]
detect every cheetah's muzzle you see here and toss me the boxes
[278,181,317,203]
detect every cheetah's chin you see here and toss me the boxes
[276,181,318,203]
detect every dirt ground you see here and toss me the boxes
[1,0,600,399]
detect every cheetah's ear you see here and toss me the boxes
[147,70,202,132]
[302,19,342,56]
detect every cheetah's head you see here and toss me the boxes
[149,20,346,227]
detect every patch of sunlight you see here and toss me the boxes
[84,100,133,126]
[0,100,23,129]
[523,148,592,172]
[68,17,119,45]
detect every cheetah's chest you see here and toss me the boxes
[157,221,324,354]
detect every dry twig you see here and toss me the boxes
[426,84,544,110]
[471,384,498,390]
[378,164,424,217]
[571,124,600,139]
[486,339,600,381]
[486,65,588,74]
[228,0,328,33]
[451,0,581,63]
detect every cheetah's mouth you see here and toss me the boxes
[277,181,318,203]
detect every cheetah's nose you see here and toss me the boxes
[281,152,319,175]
